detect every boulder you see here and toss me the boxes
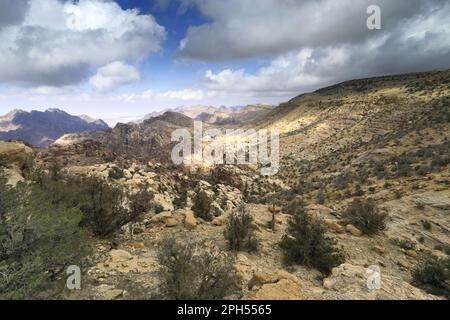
[183,210,198,229]
[346,224,363,237]
[109,249,132,263]
[325,219,345,233]
[149,211,172,224]
[165,217,178,227]
[323,263,439,300]
[248,279,302,300]
[153,193,174,212]
[212,214,228,226]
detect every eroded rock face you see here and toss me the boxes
[323,264,440,300]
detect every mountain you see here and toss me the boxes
[55,111,197,162]
[139,104,275,125]
[3,70,449,300]
[0,108,109,147]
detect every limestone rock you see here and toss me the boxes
[323,264,440,300]
[183,210,198,229]
[165,217,178,227]
[153,193,174,212]
[248,279,302,300]
[325,219,345,233]
[346,224,363,237]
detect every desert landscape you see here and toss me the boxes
[1,69,449,300]
[0,0,449,303]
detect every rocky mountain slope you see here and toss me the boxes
[1,70,449,300]
[55,111,197,163]
[0,109,109,147]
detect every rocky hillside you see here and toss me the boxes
[0,109,109,147]
[55,111,198,162]
[1,70,449,300]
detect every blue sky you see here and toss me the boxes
[0,0,449,123]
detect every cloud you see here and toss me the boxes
[158,89,205,100]
[119,88,206,103]
[0,0,166,87]
[90,61,141,92]
[201,0,450,98]
[0,0,29,29]
[178,0,446,60]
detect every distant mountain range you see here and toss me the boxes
[0,104,275,148]
[139,104,275,125]
[0,109,109,147]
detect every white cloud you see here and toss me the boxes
[178,0,447,60]
[202,0,450,98]
[158,89,205,100]
[31,86,69,96]
[90,61,141,92]
[0,0,166,87]
[118,88,207,103]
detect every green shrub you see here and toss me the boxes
[157,236,241,300]
[422,220,432,230]
[108,167,124,180]
[30,170,152,237]
[0,178,89,299]
[224,206,258,252]
[192,190,213,221]
[343,198,386,235]
[173,189,187,209]
[412,256,450,298]
[280,204,344,275]
[317,188,325,205]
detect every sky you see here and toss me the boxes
[0,0,449,122]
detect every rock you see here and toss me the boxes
[405,250,418,258]
[373,245,385,255]
[153,193,174,212]
[248,270,299,289]
[212,214,228,226]
[414,192,450,210]
[183,210,198,229]
[130,242,145,249]
[94,284,125,300]
[149,211,172,224]
[248,279,302,300]
[2,166,25,186]
[307,204,335,216]
[165,217,178,227]
[109,249,132,263]
[268,205,282,214]
[210,201,224,217]
[325,219,345,233]
[346,224,363,237]
[323,264,439,300]
[132,227,144,235]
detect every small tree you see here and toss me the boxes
[157,236,241,300]
[192,189,213,221]
[224,206,258,252]
[412,256,450,298]
[280,204,344,275]
[343,198,386,235]
[317,188,326,205]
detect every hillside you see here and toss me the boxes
[0,109,109,147]
[1,70,449,301]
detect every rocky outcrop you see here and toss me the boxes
[323,264,440,300]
